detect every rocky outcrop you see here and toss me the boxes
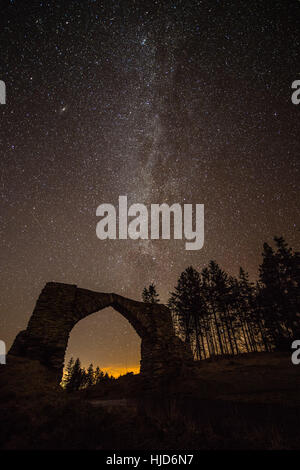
[9,282,193,383]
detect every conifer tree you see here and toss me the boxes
[62,357,74,389]
[169,266,205,359]
[94,366,105,384]
[65,357,84,392]
[142,283,160,303]
[86,363,95,387]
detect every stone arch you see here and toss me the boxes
[9,282,193,383]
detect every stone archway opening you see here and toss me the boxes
[9,282,194,384]
[64,306,141,378]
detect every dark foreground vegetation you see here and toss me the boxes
[1,352,300,450]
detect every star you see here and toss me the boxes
[0,0,299,374]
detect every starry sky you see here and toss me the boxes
[1,0,299,376]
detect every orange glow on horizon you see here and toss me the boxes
[61,363,140,384]
[101,365,140,377]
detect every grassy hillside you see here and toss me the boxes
[0,352,299,449]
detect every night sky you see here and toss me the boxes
[1,0,299,376]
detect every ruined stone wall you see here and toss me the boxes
[9,282,193,383]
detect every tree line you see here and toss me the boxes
[62,236,299,387]
[62,357,115,392]
[143,237,300,359]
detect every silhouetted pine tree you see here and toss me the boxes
[234,269,256,352]
[169,266,206,359]
[62,357,74,389]
[201,266,222,356]
[236,268,270,352]
[86,363,95,387]
[258,237,300,350]
[94,366,105,384]
[65,357,85,392]
[200,262,228,355]
[142,283,160,303]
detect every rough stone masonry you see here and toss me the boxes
[9,282,193,383]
